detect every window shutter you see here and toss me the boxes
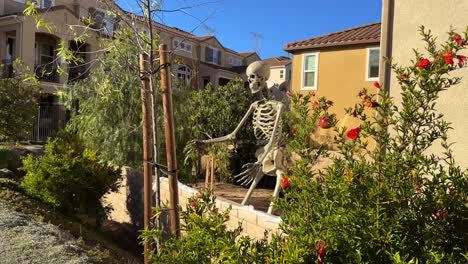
[217,50,221,65]
[205,47,212,62]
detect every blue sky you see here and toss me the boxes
[117,0,382,59]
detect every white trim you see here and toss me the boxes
[301,52,319,90]
[366,47,380,81]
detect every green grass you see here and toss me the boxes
[0,178,142,263]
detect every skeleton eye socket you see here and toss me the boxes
[250,74,256,79]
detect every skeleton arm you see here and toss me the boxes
[201,103,257,144]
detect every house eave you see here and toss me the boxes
[284,39,380,53]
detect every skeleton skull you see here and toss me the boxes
[246,61,270,94]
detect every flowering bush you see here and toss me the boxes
[276,26,468,263]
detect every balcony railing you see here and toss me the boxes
[35,64,59,83]
[1,59,14,79]
[68,65,89,83]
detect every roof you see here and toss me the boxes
[238,52,257,58]
[284,22,381,51]
[263,56,291,67]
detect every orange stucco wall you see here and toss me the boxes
[290,45,379,131]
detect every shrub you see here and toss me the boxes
[275,26,468,263]
[20,130,121,218]
[141,192,282,263]
[0,74,39,141]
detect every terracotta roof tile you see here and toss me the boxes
[238,52,257,58]
[263,56,291,67]
[284,22,381,51]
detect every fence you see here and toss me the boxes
[29,105,67,143]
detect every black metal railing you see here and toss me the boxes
[0,105,68,143]
[68,64,89,83]
[1,59,14,79]
[35,64,59,83]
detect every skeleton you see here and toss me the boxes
[200,61,286,214]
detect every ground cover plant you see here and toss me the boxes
[144,27,468,263]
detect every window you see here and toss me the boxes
[228,57,241,66]
[32,0,54,8]
[205,47,221,64]
[89,8,115,36]
[173,64,192,87]
[39,43,55,65]
[366,47,380,80]
[302,53,319,90]
[173,39,192,53]
[280,70,284,79]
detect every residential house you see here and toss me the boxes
[0,0,259,141]
[380,0,468,168]
[284,23,381,134]
[263,56,291,91]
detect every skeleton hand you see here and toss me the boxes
[234,162,262,186]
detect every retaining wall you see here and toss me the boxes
[103,167,281,240]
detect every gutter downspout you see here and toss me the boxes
[378,0,394,157]
[379,0,394,92]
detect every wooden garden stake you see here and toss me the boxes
[159,44,181,238]
[139,53,153,263]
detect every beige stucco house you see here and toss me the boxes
[263,56,291,91]
[0,0,259,140]
[380,0,468,168]
[284,23,381,132]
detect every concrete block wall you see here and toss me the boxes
[159,177,281,240]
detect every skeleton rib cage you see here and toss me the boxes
[253,101,282,142]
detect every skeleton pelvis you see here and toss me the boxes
[256,147,285,176]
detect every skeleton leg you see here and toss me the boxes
[241,170,264,206]
[267,169,285,214]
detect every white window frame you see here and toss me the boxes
[94,8,114,36]
[280,69,284,79]
[301,52,319,90]
[228,57,241,66]
[31,0,55,8]
[173,64,192,87]
[173,39,192,53]
[211,47,220,64]
[366,47,380,81]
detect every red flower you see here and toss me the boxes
[458,55,467,66]
[312,100,320,108]
[453,33,465,46]
[435,208,448,220]
[416,58,431,68]
[343,168,349,175]
[318,116,332,129]
[291,128,297,134]
[365,100,375,108]
[286,90,291,96]
[373,81,380,88]
[281,176,290,189]
[346,127,361,140]
[441,51,454,65]
[190,202,196,208]
[316,241,326,263]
